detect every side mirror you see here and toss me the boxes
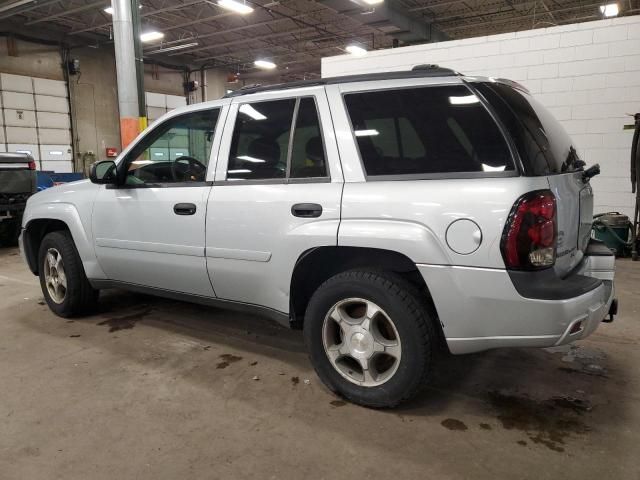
[89,160,117,185]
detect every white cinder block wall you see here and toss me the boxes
[322,16,640,218]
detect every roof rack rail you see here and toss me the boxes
[223,65,461,98]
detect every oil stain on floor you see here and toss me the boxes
[97,307,152,333]
[216,353,243,369]
[441,418,468,431]
[487,391,591,452]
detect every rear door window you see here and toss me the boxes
[344,85,514,177]
[227,97,328,181]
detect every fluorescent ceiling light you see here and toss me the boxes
[449,94,480,105]
[237,155,266,163]
[239,104,267,120]
[217,0,253,14]
[599,3,619,17]
[104,5,141,15]
[354,129,379,137]
[140,31,164,42]
[254,59,276,69]
[362,0,384,4]
[148,42,199,54]
[345,44,367,56]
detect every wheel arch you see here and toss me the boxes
[22,203,106,279]
[289,246,444,343]
[23,218,70,274]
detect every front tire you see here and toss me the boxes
[38,230,99,317]
[304,270,436,408]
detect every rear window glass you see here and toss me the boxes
[344,85,514,177]
[475,82,582,175]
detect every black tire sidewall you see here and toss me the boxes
[38,231,86,317]
[304,271,432,407]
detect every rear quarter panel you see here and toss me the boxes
[339,177,549,267]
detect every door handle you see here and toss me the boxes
[174,203,197,215]
[291,203,322,218]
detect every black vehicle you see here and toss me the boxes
[0,153,37,246]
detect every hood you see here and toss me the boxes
[27,179,96,207]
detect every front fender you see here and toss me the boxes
[23,202,107,280]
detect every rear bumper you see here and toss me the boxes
[418,253,615,354]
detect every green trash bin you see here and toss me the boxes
[592,212,631,257]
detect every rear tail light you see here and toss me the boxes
[28,161,36,170]
[501,190,557,270]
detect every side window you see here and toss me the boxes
[227,99,296,180]
[344,85,514,177]
[227,97,328,181]
[290,98,328,179]
[125,108,220,185]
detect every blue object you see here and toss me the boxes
[36,171,54,191]
[36,171,84,191]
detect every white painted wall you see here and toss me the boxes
[322,16,640,218]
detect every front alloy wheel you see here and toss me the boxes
[43,248,67,304]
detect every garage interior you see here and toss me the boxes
[1,0,640,478]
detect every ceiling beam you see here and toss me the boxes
[25,0,106,25]
[69,0,207,35]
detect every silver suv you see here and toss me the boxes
[19,66,617,407]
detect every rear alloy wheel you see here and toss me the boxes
[322,298,401,387]
[304,270,436,408]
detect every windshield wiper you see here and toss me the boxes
[561,146,586,172]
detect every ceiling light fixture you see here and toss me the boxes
[361,0,384,5]
[140,31,165,42]
[345,44,367,56]
[254,59,276,69]
[147,42,199,54]
[104,4,141,15]
[217,0,254,14]
[599,3,619,17]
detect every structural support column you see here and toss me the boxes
[111,0,146,148]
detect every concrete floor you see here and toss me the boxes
[0,247,638,480]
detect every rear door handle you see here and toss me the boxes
[174,203,197,215]
[291,203,322,218]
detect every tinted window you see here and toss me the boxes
[344,85,514,177]
[124,109,219,185]
[227,99,296,180]
[290,98,328,178]
[476,82,581,175]
[227,98,328,181]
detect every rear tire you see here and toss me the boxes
[303,270,436,408]
[38,230,99,317]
